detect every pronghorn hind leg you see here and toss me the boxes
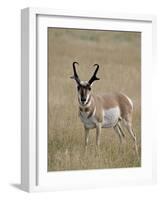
[117,122,126,138]
[113,124,122,144]
[124,120,139,157]
[113,124,124,154]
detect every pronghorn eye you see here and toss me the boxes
[86,84,91,91]
[86,85,91,91]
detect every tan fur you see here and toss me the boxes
[78,91,138,156]
[72,65,138,156]
[82,92,133,124]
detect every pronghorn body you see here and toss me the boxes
[79,92,132,130]
[71,62,138,155]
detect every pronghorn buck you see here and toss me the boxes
[71,62,138,154]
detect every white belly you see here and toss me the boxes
[102,107,120,128]
[80,106,120,129]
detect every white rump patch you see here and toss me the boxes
[102,107,120,128]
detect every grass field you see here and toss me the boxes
[48,28,141,171]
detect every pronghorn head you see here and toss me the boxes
[71,62,100,105]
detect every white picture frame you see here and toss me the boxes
[21,7,157,192]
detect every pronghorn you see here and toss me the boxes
[71,62,138,155]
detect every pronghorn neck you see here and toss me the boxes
[79,95,96,123]
[79,94,96,119]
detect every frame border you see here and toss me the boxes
[21,7,156,192]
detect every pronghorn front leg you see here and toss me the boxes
[84,127,89,150]
[96,123,102,146]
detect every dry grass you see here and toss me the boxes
[48,28,141,171]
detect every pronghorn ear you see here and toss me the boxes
[70,76,75,80]
[70,76,79,85]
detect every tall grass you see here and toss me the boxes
[48,28,141,171]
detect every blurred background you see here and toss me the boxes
[48,28,141,171]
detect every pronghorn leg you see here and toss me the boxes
[117,122,126,138]
[95,123,101,156]
[124,120,138,156]
[84,127,90,151]
[96,123,101,146]
[113,124,122,144]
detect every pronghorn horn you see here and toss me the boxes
[88,64,100,85]
[70,62,81,85]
